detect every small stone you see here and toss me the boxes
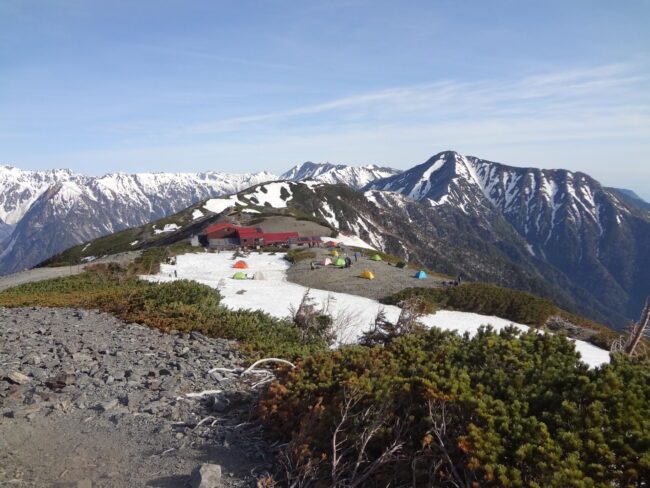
[210,396,229,413]
[46,373,76,390]
[72,352,93,362]
[24,352,41,365]
[5,371,31,385]
[190,464,222,488]
[96,399,119,412]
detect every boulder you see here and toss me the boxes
[190,464,222,488]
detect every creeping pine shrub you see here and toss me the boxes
[361,296,427,347]
[383,282,558,326]
[284,250,316,264]
[260,327,650,488]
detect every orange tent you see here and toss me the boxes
[233,260,249,269]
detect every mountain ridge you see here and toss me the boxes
[364,151,649,327]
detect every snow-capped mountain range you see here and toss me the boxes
[280,161,400,189]
[0,161,401,275]
[1,153,648,328]
[0,166,277,275]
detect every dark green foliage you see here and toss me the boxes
[284,249,316,264]
[383,282,558,326]
[261,327,649,487]
[0,270,326,362]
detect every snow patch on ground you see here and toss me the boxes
[130,240,139,246]
[142,253,610,368]
[153,223,180,235]
[192,209,204,220]
[242,209,261,214]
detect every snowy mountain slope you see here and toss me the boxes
[281,161,401,189]
[0,168,276,275]
[365,151,650,327]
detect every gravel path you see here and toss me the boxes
[286,248,447,300]
[0,252,142,292]
[0,307,272,487]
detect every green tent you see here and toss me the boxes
[335,258,347,266]
[232,272,247,280]
[396,261,407,269]
[370,254,382,261]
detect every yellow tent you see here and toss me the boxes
[330,250,339,257]
[359,270,375,280]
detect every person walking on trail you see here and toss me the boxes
[353,251,358,262]
[457,274,463,284]
[174,270,177,278]
[310,261,315,271]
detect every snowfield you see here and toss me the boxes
[142,252,610,368]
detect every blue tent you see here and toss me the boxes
[414,270,427,279]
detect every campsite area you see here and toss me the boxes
[286,246,447,300]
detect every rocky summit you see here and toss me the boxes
[0,307,274,487]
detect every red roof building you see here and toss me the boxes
[203,222,298,248]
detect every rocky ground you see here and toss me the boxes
[287,247,447,300]
[0,307,275,487]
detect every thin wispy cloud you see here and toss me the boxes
[176,64,648,138]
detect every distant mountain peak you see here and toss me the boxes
[281,161,401,189]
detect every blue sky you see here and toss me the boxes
[1,0,649,198]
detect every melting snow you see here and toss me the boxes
[192,209,204,220]
[319,201,340,229]
[320,234,375,250]
[247,182,293,208]
[154,223,180,235]
[130,240,139,246]
[142,253,610,368]
[204,195,246,214]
